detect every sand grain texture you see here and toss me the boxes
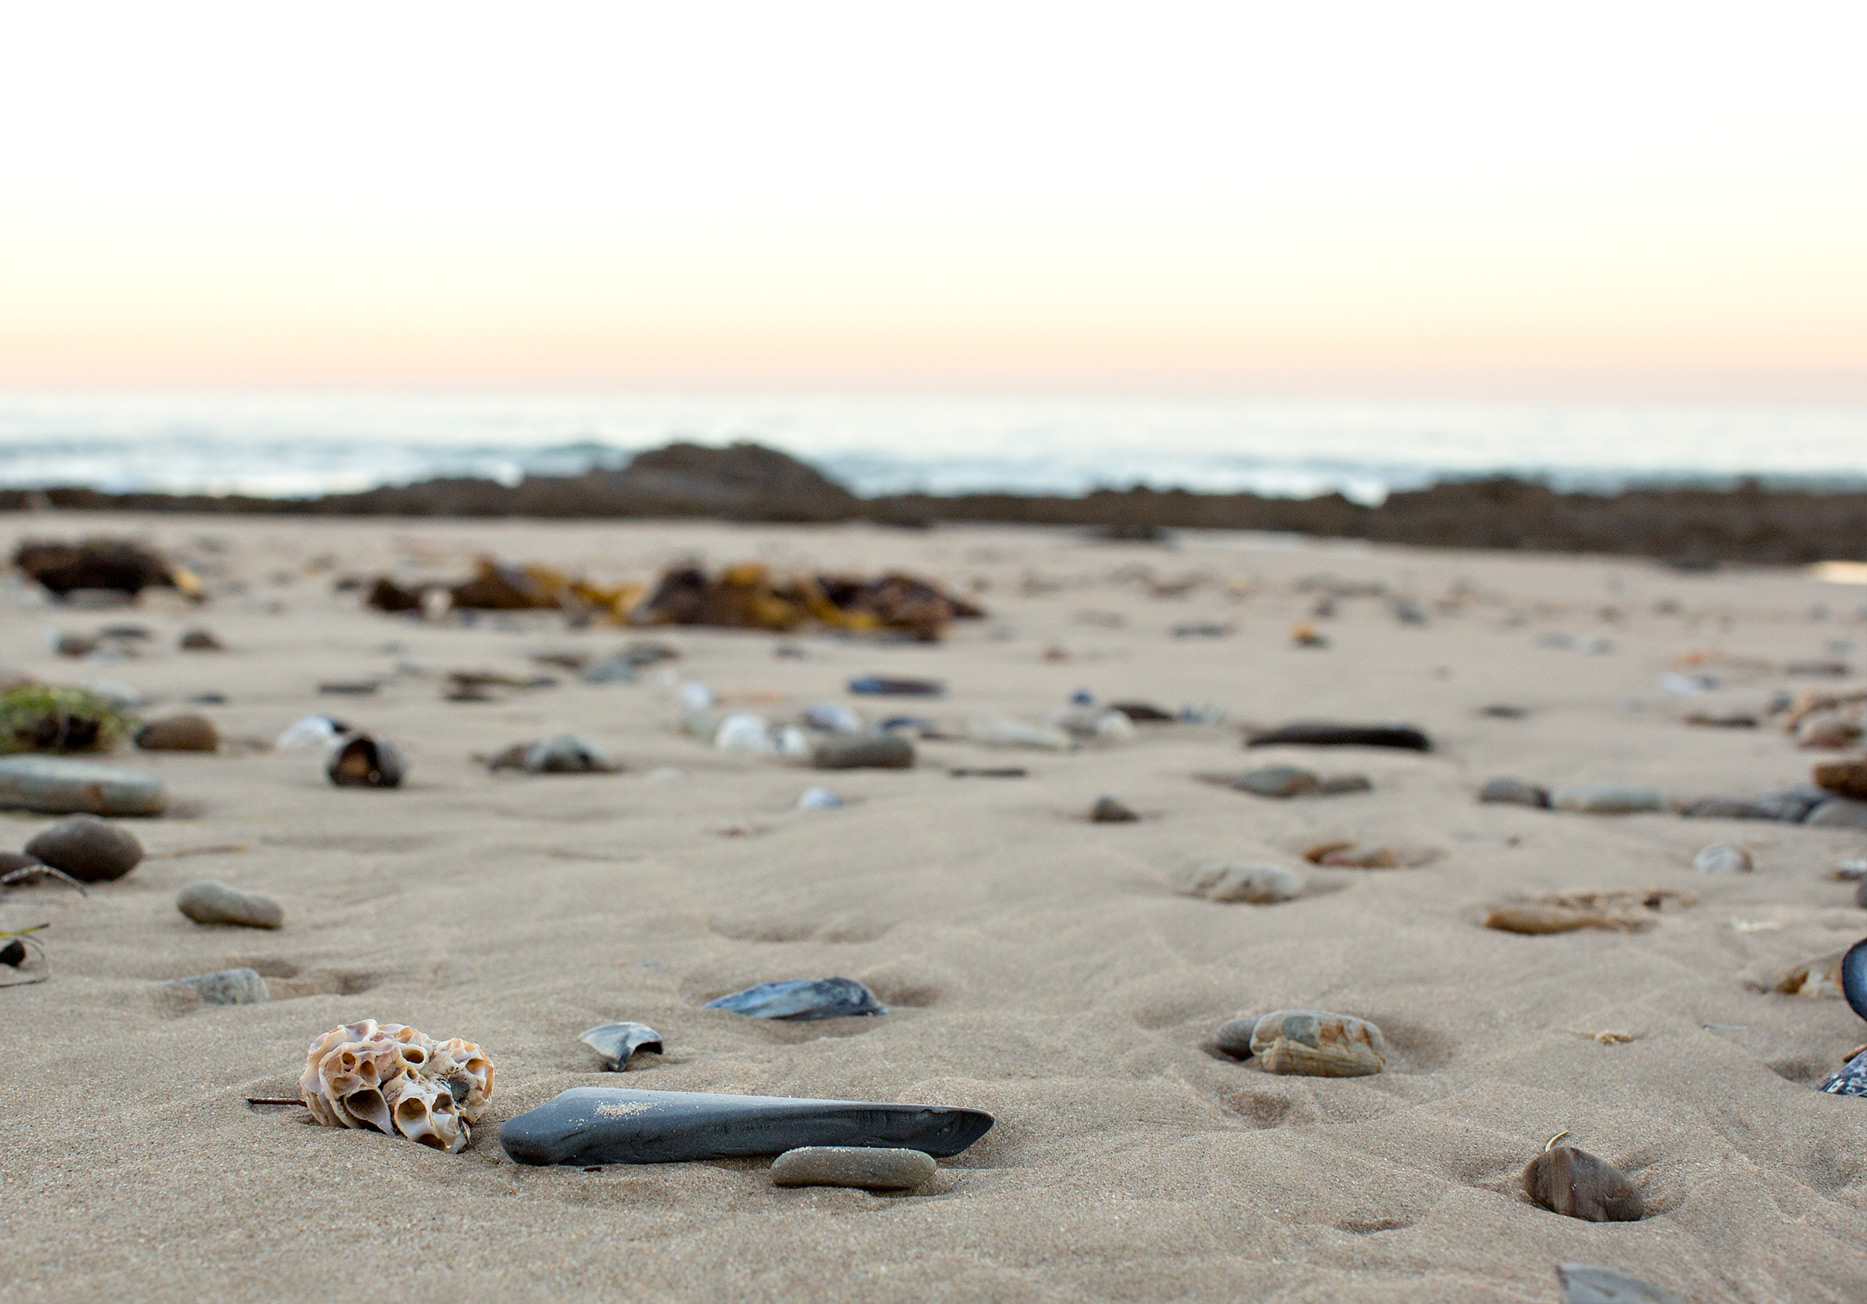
[2,515,1865,1303]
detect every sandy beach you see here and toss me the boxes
[3,512,1865,1303]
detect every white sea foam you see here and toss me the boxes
[0,391,1863,502]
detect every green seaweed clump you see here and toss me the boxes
[0,685,131,754]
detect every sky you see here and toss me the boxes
[2,1,1865,397]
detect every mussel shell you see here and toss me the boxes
[1842,937,1867,1022]
[326,735,407,788]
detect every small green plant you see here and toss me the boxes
[0,685,131,753]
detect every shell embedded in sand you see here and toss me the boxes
[300,1020,492,1152]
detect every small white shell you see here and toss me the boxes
[300,1020,493,1152]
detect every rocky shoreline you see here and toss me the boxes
[4,440,1864,564]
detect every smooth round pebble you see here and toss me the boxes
[1522,1145,1644,1222]
[770,1146,936,1191]
[135,713,220,752]
[177,881,283,929]
[23,814,144,882]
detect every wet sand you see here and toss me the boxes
[2,514,1865,1303]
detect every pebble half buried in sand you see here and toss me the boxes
[812,734,914,770]
[1550,784,1666,814]
[0,756,167,817]
[134,714,220,752]
[1522,1145,1645,1222]
[176,881,283,929]
[1248,1010,1386,1076]
[165,967,271,1006]
[1173,862,1305,905]
[771,1146,937,1191]
[24,814,145,882]
[498,1087,993,1166]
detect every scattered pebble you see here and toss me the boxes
[176,881,283,929]
[489,735,619,774]
[0,755,167,816]
[848,677,944,697]
[1173,862,1305,905]
[1230,766,1320,798]
[178,629,224,651]
[1486,890,1693,935]
[1480,777,1550,808]
[165,966,271,1006]
[1550,784,1666,815]
[1479,704,1528,719]
[705,977,887,1020]
[1089,795,1139,823]
[326,735,406,788]
[949,767,1027,778]
[1774,950,1846,997]
[24,815,145,882]
[1691,844,1752,874]
[797,786,844,810]
[1813,758,1867,800]
[1556,1262,1681,1304]
[1806,797,1867,829]
[771,1145,936,1191]
[135,713,221,752]
[1289,621,1328,648]
[578,1021,664,1070]
[1248,1010,1385,1077]
[318,680,380,696]
[813,734,914,770]
[966,714,1071,750]
[1522,1145,1644,1222]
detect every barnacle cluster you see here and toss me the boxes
[300,1020,492,1152]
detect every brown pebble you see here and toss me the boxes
[1522,1145,1644,1222]
[1089,796,1140,823]
[1814,758,1867,801]
[1485,905,1649,935]
[135,714,220,752]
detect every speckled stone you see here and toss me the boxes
[164,967,271,1006]
[770,1146,937,1191]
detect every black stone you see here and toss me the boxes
[0,938,25,967]
[1089,796,1140,823]
[1245,722,1431,751]
[499,1087,994,1166]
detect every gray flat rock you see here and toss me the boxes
[165,967,271,1006]
[771,1146,936,1190]
[0,756,167,816]
[499,1087,993,1166]
[1806,797,1867,829]
[1557,1262,1683,1304]
[176,881,283,929]
[1551,784,1666,815]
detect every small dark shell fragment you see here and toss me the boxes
[326,735,407,788]
[579,1022,664,1070]
[1522,1145,1644,1222]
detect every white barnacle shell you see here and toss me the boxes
[300,1020,493,1152]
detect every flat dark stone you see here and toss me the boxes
[1089,795,1140,822]
[847,677,945,697]
[499,1087,994,1166]
[704,977,885,1020]
[1245,722,1431,752]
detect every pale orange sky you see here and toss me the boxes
[3,2,1865,397]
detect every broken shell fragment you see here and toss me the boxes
[300,1019,493,1152]
[705,977,886,1020]
[1248,1010,1386,1077]
[326,735,406,788]
[1522,1145,1645,1222]
[1776,949,1847,998]
[579,1022,664,1070]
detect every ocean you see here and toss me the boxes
[1,391,1863,504]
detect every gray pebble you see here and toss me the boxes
[770,1146,936,1191]
[525,734,618,773]
[165,967,271,1005]
[176,881,283,929]
[1214,1016,1259,1058]
[1480,777,1550,808]
[812,734,914,770]
[1231,766,1320,798]
[1550,784,1666,815]
[23,814,144,882]
[1557,1262,1682,1304]
[0,756,167,816]
[1806,797,1867,829]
